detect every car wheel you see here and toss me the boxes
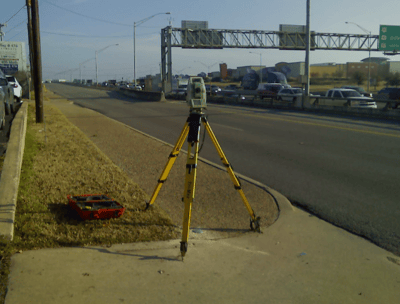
[0,112,5,130]
[5,102,11,115]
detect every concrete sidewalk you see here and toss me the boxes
[6,202,400,304]
[5,96,400,304]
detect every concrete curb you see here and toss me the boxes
[0,102,28,240]
[68,103,295,223]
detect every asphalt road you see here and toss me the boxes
[47,83,400,256]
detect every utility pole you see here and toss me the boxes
[304,0,311,98]
[29,0,44,123]
[26,0,35,98]
[0,23,6,41]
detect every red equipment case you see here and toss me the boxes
[67,194,125,220]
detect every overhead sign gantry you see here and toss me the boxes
[161,26,380,92]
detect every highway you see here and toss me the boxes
[48,83,400,256]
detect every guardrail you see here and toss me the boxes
[204,92,400,120]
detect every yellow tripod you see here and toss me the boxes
[145,109,261,258]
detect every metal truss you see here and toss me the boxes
[168,27,379,51]
[161,26,380,92]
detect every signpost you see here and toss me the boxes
[379,25,400,53]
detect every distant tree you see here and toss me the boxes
[352,71,366,85]
[333,70,344,78]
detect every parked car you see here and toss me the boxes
[325,88,377,108]
[277,88,303,102]
[132,85,142,91]
[6,75,22,102]
[0,90,6,130]
[0,70,15,115]
[341,86,372,98]
[257,83,290,99]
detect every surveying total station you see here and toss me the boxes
[145,76,261,259]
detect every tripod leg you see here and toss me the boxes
[180,112,202,258]
[145,122,190,210]
[180,141,200,258]
[202,118,261,232]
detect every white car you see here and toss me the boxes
[277,88,303,102]
[325,89,377,109]
[6,75,22,102]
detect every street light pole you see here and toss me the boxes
[249,51,263,83]
[346,21,372,92]
[95,44,119,85]
[133,12,170,86]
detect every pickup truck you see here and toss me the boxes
[325,89,377,108]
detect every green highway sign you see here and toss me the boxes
[379,25,400,52]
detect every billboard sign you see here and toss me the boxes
[379,25,400,52]
[279,24,315,50]
[0,42,27,74]
[180,20,223,49]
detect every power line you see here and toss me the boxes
[5,5,26,23]
[8,28,27,41]
[42,0,132,27]
[5,20,27,34]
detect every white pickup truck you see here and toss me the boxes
[325,88,377,108]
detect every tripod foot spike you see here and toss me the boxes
[180,241,188,258]
[250,216,262,233]
[144,201,151,211]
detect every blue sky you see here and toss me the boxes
[1,0,400,82]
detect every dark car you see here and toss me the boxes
[341,86,372,98]
[216,90,246,102]
[381,87,400,109]
[0,70,15,115]
[224,84,240,90]
[256,83,289,99]
[205,85,222,95]
[374,87,398,100]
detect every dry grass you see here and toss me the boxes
[0,101,181,303]
[13,102,179,249]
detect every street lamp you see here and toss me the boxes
[134,12,170,85]
[249,51,263,83]
[346,21,372,91]
[95,44,119,85]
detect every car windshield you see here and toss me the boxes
[293,89,302,94]
[342,90,361,97]
[6,77,15,82]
